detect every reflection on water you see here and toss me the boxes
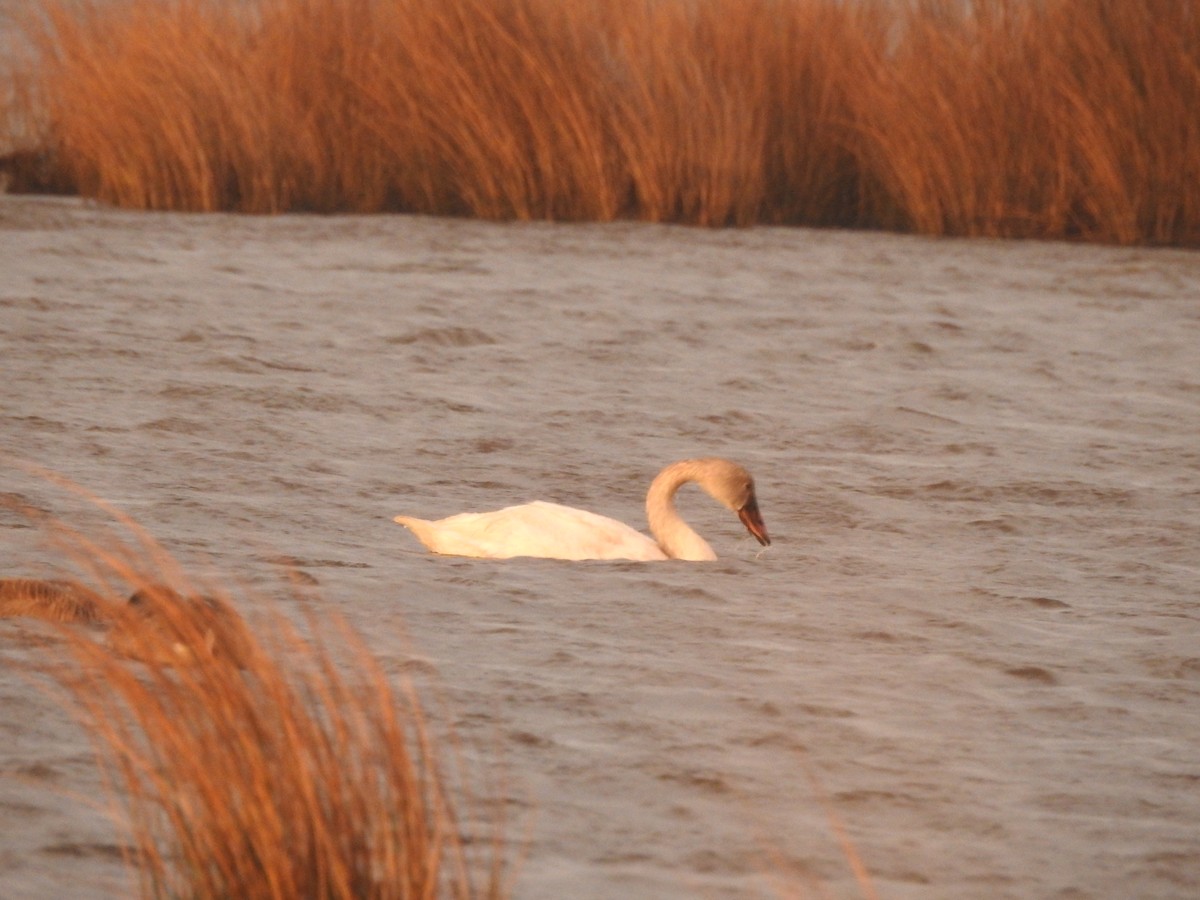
[2,196,1200,899]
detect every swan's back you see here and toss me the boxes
[395,501,668,561]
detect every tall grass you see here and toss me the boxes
[20,491,508,899]
[53,605,506,899]
[847,0,1200,243]
[3,0,1198,241]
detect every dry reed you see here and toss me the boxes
[16,489,508,900]
[4,0,1198,244]
[845,0,1200,243]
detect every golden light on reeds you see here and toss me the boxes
[3,0,1197,243]
[54,605,506,899]
[8,486,509,900]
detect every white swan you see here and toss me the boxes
[393,458,770,561]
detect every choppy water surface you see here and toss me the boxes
[2,195,1199,899]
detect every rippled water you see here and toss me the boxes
[2,195,1199,899]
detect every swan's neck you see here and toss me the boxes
[645,460,718,561]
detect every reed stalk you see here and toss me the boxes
[17,491,508,900]
[4,0,1198,241]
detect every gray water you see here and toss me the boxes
[2,194,1199,899]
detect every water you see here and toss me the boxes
[2,194,1199,899]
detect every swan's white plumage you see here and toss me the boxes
[393,458,770,562]
[395,501,667,561]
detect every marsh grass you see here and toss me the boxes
[846,0,1200,243]
[18,488,508,900]
[53,609,506,899]
[5,0,1198,243]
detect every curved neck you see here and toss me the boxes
[645,460,718,561]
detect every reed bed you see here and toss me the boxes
[16,491,508,900]
[4,0,1198,244]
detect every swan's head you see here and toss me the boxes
[698,459,771,547]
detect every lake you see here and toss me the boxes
[2,195,1199,899]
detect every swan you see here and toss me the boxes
[393,457,770,561]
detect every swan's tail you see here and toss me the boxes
[393,515,438,552]
[393,513,432,535]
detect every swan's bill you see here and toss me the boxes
[738,497,771,546]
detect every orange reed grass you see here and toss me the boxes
[845,0,1200,244]
[6,0,1198,243]
[17,489,508,900]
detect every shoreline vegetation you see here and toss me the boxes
[2,0,1198,245]
[50,597,509,900]
[5,486,509,900]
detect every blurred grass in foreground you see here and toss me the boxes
[10,485,509,900]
